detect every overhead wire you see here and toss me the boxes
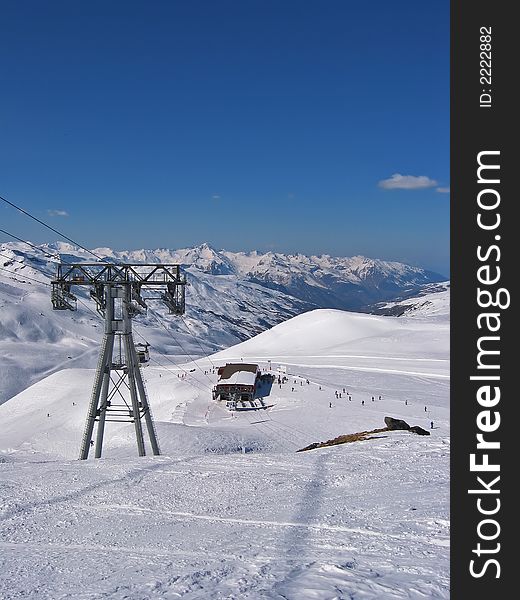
[2,229,308,452]
[263,407,316,441]
[1,194,105,261]
[261,418,308,449]
[1,205,216,383]
[0,249,57,277]
[0,265,51,287]
[244,395,308,449]
[267,419,313,445]
[1,218,226,455]
[1,229,62,260]
[179,315,217,368]
[1,199,249,427]
[133,327,213,396]
[1,233,212,396]
[146,305,216,385]
[1,202,218,381]
[238,409,297,452]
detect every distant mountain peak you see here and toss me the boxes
[191,241,218,253]
[177,243,234,275]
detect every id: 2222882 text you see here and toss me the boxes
[480,26,492,108]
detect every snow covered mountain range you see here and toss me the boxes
[0,240,447,403]
[91,242,446,310]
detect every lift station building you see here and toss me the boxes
[213,363,259,404]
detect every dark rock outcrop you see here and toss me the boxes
[297,418,432,452]
[409,426,431,436]
[384,416,410,431]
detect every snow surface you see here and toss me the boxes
[0,241,446,405]
[218,369,257,386]
[376,284,450,320]
[0,300,449,598]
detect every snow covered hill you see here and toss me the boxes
[0,307,449,460]
[1,240,447,405]
[0,242,310,403]
[0,301,449,598]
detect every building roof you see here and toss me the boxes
[217,363,258,387]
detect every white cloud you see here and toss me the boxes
[47,209,69,217]
[378,173,438,190]
[212,195,221,200]
[436,187,450,194]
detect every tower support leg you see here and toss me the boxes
[131,334,161,455]
[125,333,146,456]
[79,333,113,460]
[94,334,114,458]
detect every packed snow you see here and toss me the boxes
[0,296,449,598]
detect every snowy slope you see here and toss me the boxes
[0,307,449,460]
[1,440,449,599]
[0,251,102,403]
[0,303,449,598]
[214,307,449,360]
[1,241,447,404]
[371,282,450,318]
[0,242,311,403]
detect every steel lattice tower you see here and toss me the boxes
[51,263,186,459]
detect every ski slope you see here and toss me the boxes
[0,304,450,599]
[1,241,447,405]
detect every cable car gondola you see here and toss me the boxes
[135,343,150,364]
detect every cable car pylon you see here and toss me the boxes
[51,263,186,459]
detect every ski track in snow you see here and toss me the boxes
[0,296,450,599]
[243,361,450,380]
[217,354,449,362]
[0,443,449,599]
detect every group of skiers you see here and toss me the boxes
[250,365,438,429]
[331,390,382,405]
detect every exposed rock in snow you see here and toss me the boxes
[384,416,411,430]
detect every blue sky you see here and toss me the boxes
[0,0,449,275]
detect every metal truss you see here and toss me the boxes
[50,262,187,459]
